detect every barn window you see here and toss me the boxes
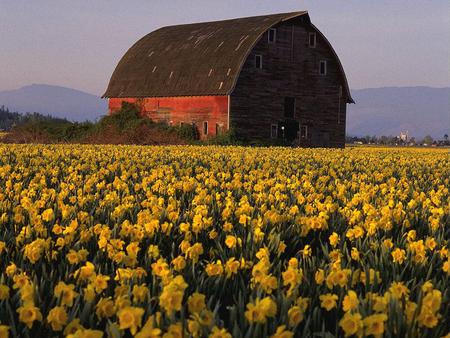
[268,28,277,43]
[284,97,295,118]
[308,32,316,47]
[300,125,308,139]
[319,60,327,75]
[255,54,262,69]
[271,124,278,139]
[203,121,208,135]
[216,123,224,135]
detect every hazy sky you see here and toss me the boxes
[1,0,449,95]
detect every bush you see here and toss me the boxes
[207,129,240,145]
[6,102,209,145]
[62,121,95,141]
[176,123,199,141]
[98,102,142,131]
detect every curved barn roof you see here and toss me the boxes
[103,11,353,102]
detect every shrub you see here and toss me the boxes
[98,102,142,131]
[176,123,200,141]
[207,129,240,145]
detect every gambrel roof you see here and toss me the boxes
[103,11,353,103]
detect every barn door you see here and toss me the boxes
[278,120,299,142]
[284,97,295,118]
[282,97,299,142]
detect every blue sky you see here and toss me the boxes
[0,0,449,95]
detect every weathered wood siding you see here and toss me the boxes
[109,96,229,140]
[230,18,349,147]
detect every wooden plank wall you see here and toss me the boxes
[231,19,349,147]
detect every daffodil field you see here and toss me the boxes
[0,144,449,338]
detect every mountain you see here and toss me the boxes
[347,86,450,139]
[0,84,107,122]
[1,84,448,139]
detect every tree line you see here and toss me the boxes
[0,105,70,131]
[2,105,448,146]
[346,134,449,147]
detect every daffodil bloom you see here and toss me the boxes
[41,208,54,222]
[17,305,42,329]
[66,328,104,338]
[206,260,224,277]
[271,325,294,338]
[188,292,206,314]
[171,255,186,271]
[342,290,359,312]
[245,297,277,324]
[320,293,338,311]
[301,245,312,258]
[159,276,187,314]
[287,306,304,326]
[329,232,339,247]
[0,325,9,338]
[47,306,68,331]
[0,285,10,301]
[363,313,388,336]
[224,235,237,249]
[135,316,162,338]
[225,257,240,278]
[0,241,6,254]
[391,248,406,264]
[92,274,110,293]
[209,326,232,338]
[96,297,116,318]
[339,312,363,337]
[118,306,145,335]
[389,281,410,300]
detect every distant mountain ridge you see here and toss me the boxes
[0,84,448,139]
[348,86,449,139]
[0,84,106,122]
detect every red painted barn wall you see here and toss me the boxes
[109,96,229,139]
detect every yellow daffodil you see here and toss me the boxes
[320,293,338,311]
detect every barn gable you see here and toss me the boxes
[103,12,344,98]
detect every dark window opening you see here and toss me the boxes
[203,121,208,135]
[300,125,308,139]
[268,28,277,43]
[308,32,316,47]
[284,97,295,118]
[271,124,278,139]
[255,54,262,69]
[319,60,327,75]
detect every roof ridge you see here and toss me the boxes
[156,11,308,29]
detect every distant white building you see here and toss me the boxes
[399,131,408,142]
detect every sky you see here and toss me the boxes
[0,0,449,95]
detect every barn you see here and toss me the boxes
[103,11,353,147]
